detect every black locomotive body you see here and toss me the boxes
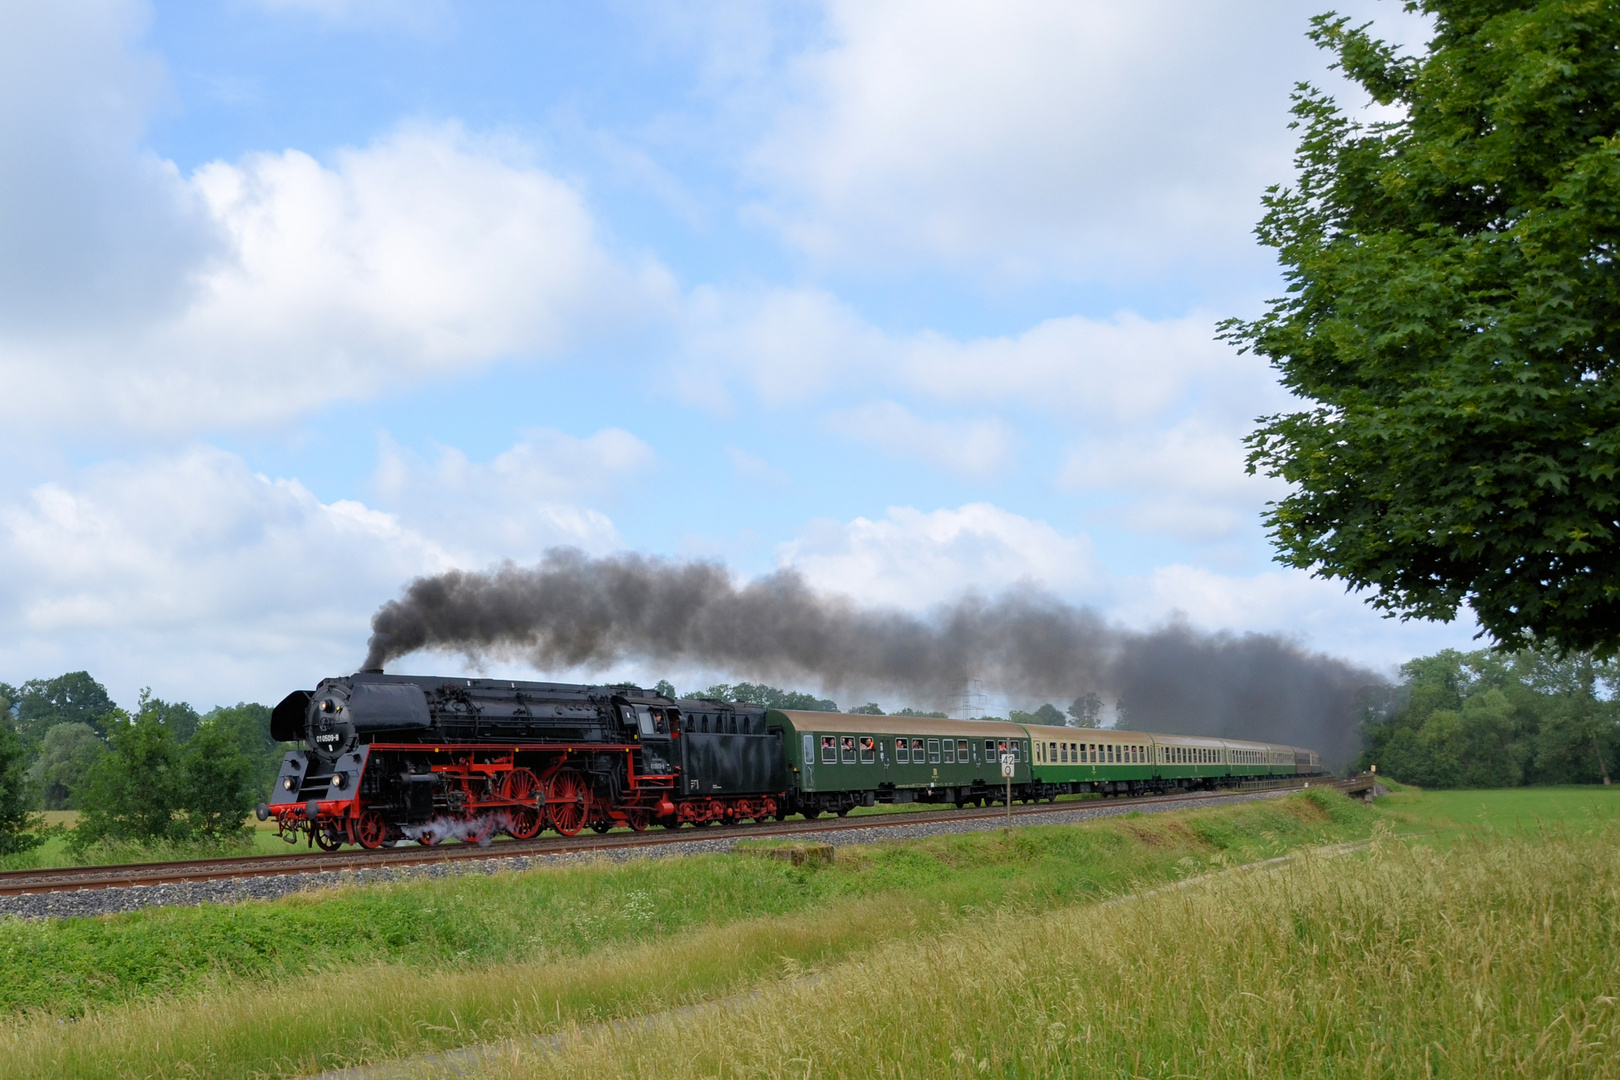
[264,671,785,849]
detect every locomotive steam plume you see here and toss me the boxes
[364,549,1385,766]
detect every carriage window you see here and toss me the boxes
[913,739,926,761]
[1055,742,1063,763]
[1012,742,1022,762]
[841,736,856,763]
[943,739,955,763]
[928,739,941,763]
[896,739,909,763]
[859,737,875,764]
[954,739,966,762]
[985,739,997,758]
[821,736,836,763]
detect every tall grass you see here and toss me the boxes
[487,825,1620,1080]
[0,789,1369,1017]
[0,792,1372,1078]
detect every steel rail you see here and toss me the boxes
[0,776,1365,897]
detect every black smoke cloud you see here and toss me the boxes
[365,548,1385,767]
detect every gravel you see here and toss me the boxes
[0,787,1300,921]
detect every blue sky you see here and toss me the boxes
[0,0,1481,712]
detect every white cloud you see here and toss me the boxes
[824,401,1016,478]
[780,503,1103,609]
[677,289,1285,535]
[0,12,675,438]
[746,0,1315,276]
[778,501,1480,671]
[738,0,1435,280]
[0,440,637,707]
[675,285,889,410]
[373,428,646,562]
[0,446,453,705]
[1117,562,1483,673]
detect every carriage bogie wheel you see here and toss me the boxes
[548,768,587,836]
[802,809,820,820]
[499,768,544,840]
[354,808,388,850]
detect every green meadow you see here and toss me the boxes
[1,785,1614,1079]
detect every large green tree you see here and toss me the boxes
[1224,1,1620,653]
[27,722,106,810]
[10,671,117,742]
[0,725,44,854]
[1361,646,1619,784]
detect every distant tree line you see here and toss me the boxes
[655,681,1104,729]
[1359,649,1619,788]
[0,672,289,854]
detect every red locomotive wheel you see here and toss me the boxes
[548,769,587,836]
[624,806,649,832]
[500,768,543,840]
[354,808,387,849]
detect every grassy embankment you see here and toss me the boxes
[486,815,1620,1080]
[0,789,1374,1080]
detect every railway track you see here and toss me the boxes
[0,776,1368,897]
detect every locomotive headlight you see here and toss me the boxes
[332,772,347,789]
[282,776,296,791]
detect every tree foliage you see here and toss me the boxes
[27,722,105,810]
[0,725,44,854]
[691,683,840,712]
[1223,1,1620,654]
[1360,647,1619,786]
[9,671,117,742]
[72,706,257,849]
[1067,693,1103,729]
[1010,704,1067,727]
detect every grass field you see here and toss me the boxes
[0,784,1613,1080]
[0,813,298,872]
[0,790,1371,1079]
[487,822,1620,1080]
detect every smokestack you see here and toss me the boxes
[362,548,1386,767]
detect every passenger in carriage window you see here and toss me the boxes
[896,739,909,763]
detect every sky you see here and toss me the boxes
[0,0,1483,714]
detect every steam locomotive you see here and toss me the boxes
[261,670,1326,850]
